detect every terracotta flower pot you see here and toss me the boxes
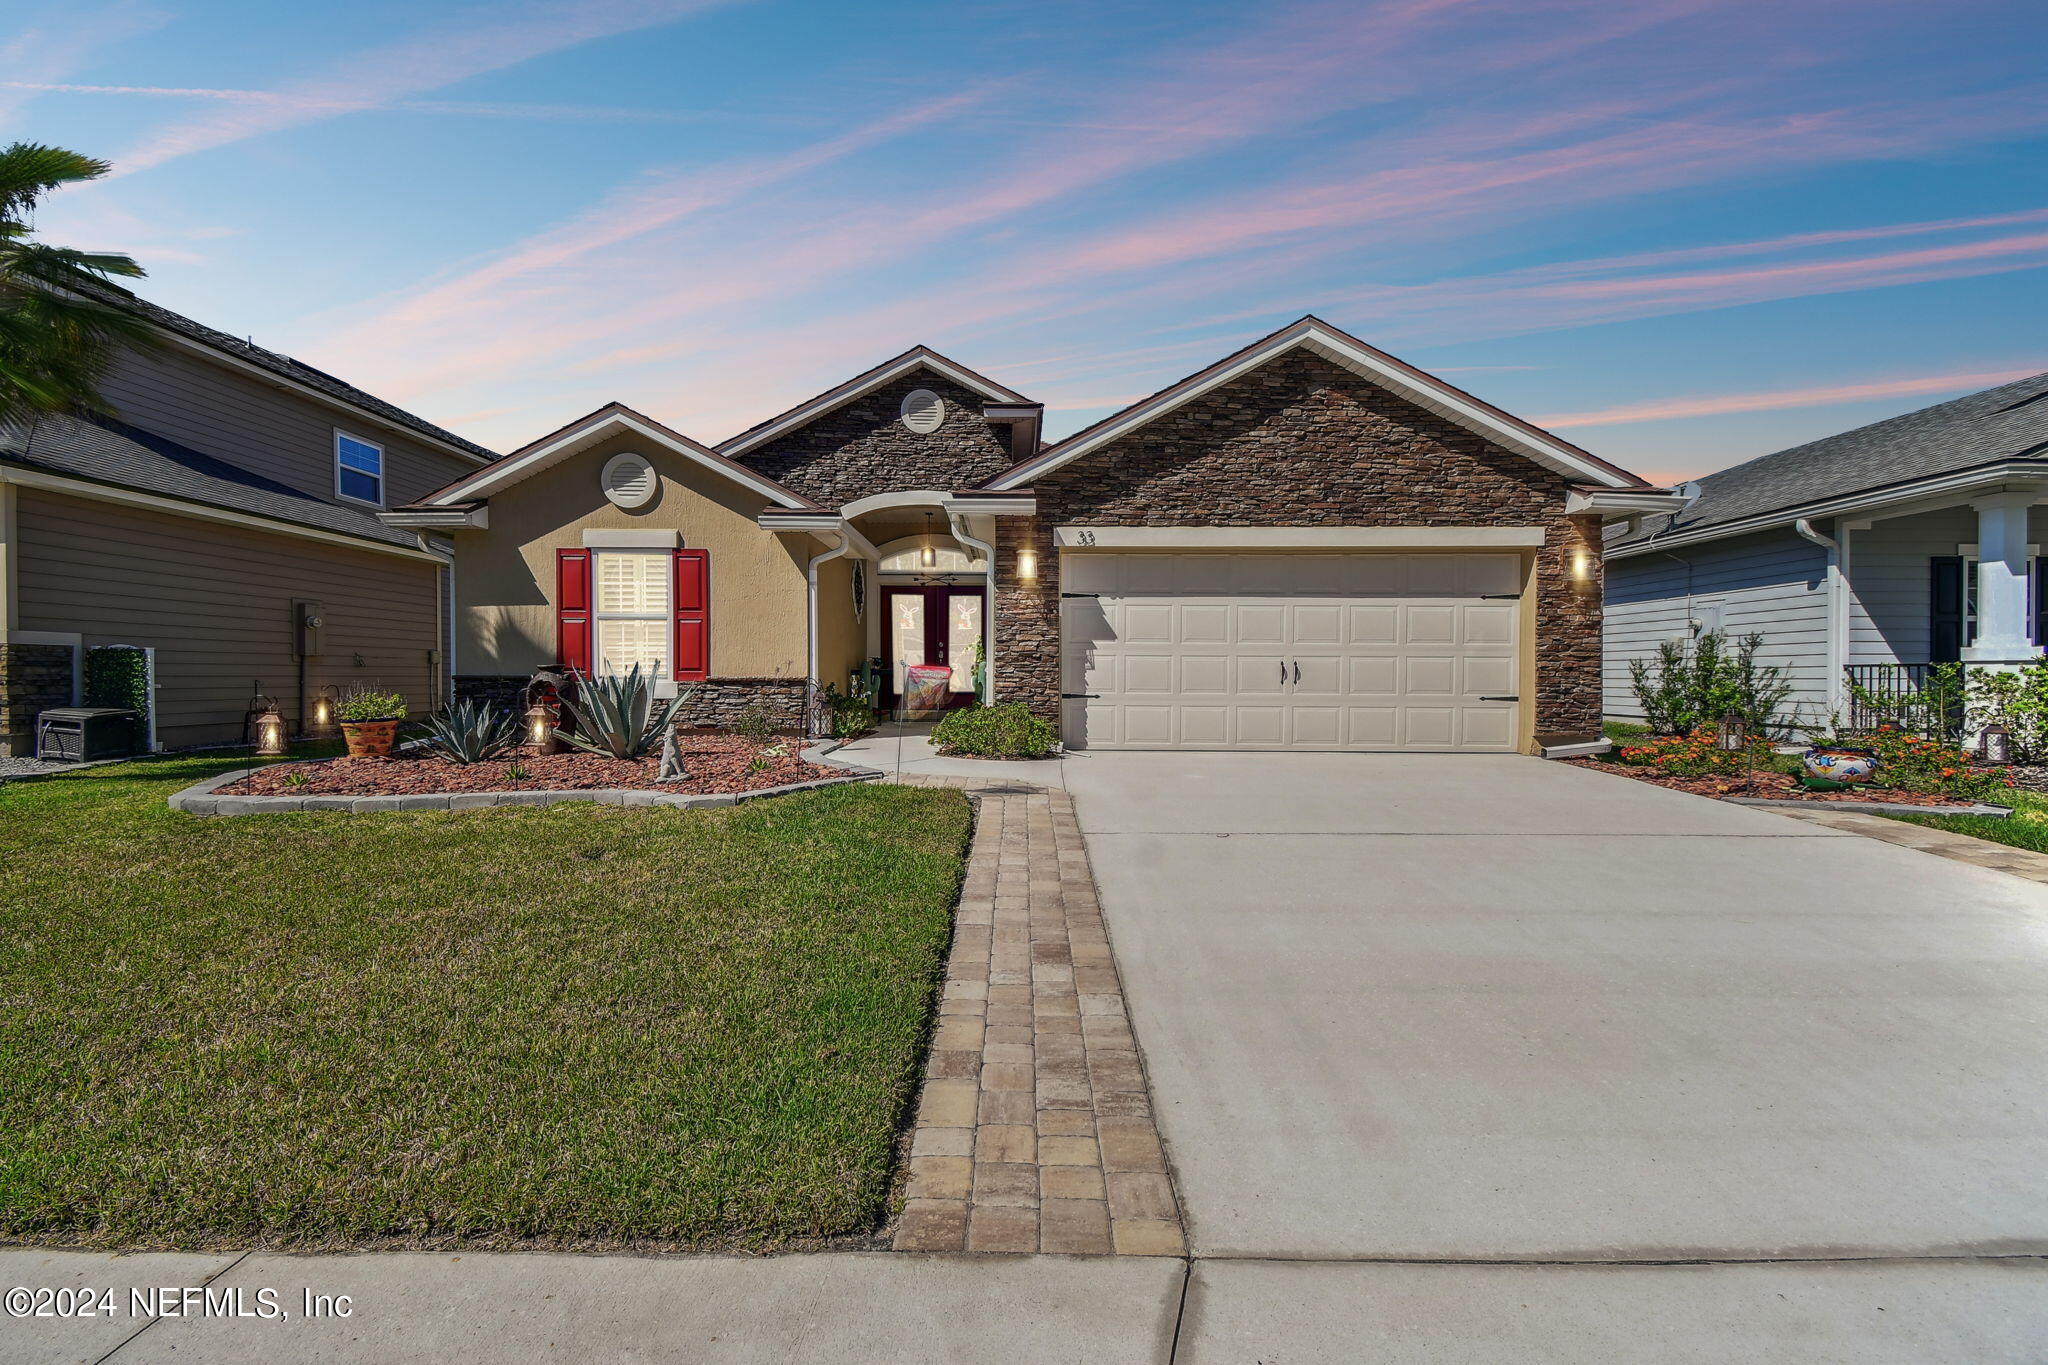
[340,719,400,758]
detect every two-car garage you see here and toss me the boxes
[1058,543,1531,752]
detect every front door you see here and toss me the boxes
[885,585,985,712]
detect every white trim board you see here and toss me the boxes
[989,319,1645,492]
[0,465,447,563]
[583,529,682,548]
[1053,525,1547,549]
[428,409,813,510]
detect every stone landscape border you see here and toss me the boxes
[1728,796,2013,818]
[168,765,883,815]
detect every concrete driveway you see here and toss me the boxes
[1063,751,2048,1358]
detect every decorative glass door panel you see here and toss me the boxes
[884,586,985,710]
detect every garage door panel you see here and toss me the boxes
[1061,550,1521,752]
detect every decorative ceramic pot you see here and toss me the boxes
[340,719,399,758]
[1802,745,1878,784]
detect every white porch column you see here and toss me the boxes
[1962,490,2042,662]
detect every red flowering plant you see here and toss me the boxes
[1858,725,2015,802]
[1617,728,1773,781]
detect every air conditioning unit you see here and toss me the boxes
[35,708,138,762]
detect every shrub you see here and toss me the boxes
[1860,726,2015,802]
[83,645,150,737]
[734,701,775,744]
[1628,630,1793,738]
[931,703,1057,758]
[820,683,876,740]
[335,688,406,722]
[1964,661,2048,763]
[417,698,518,765]
[1617,729,1772,780]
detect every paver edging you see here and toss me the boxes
[1727,796,2013,818]
[168,765,885,815]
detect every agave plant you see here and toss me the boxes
[558,666,690,761]
[416,698,519,765]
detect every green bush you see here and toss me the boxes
[931,703,1057,758]
[82,645,149,737]
[1964,661,2048,763]
[1628,630,1793,738]
[1860,727,2016,803]
[334,687,406,722]
[820,683,876,740]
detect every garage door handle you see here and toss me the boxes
[1480,695,1519,702]
[1280,661,1287,685]
[1292,660,1300,684]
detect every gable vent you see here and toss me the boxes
[900,388,946,434]
[601,451,657,509]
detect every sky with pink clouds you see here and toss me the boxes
[7,0,2046,485]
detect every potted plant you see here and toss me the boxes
[335,687,406,757]
[1800,718,1879,788]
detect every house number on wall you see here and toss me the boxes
[1076,529,1096,546]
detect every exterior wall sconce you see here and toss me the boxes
[1017,548,1038,581]
[1567,546,1597,596]
[248,686,288,756]
[1978,721,2013,765]
[310,684,339,735]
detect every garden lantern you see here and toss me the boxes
[248,687,287,756]
[1978,721,2014,765]
[521,679,560,753]
[1716,710,1747,752]
[310,684,339,735]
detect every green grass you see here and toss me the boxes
[1603,719,1652,743]
[0,749,971,1252]
[1879,788,2048,854]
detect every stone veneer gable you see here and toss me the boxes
[991,349,1605,740]
[733,368,1015,508]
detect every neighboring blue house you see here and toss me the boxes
[1603,372,2048,732]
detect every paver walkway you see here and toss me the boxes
[887,775,1184,1257]
[1774,804,2048,885]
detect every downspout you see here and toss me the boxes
[1794,517,1845,726]
[806,529,851,738]
[947,508,996,704]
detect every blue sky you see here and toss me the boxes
[6,0,2046,482]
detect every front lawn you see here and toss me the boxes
[1880,789,2048,854]
[0,750,970,1251]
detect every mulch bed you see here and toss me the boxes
[1564,757,1986,807]
[225,736,835,797]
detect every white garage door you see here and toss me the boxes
[1060,552,1522,752]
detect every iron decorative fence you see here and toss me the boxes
[1843,663,1966,738]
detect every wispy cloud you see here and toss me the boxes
[0,3,167,128]
[110,0,743,176]
[1534,365,2047,428]
[0,79,782,126]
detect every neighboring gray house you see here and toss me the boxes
[0,294,497,753]
[1604,371,2048,731]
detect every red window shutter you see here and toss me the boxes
[673,549,709,681]
[556,548,592,672]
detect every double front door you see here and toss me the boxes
[885,585,984,711]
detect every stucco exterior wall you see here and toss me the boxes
[991,349,1605,742]
[452,430,811,682]
[814,552,869,696]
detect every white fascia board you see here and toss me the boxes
[758,512,842,532]
[582,528,681,548]
[944,494,1036,516]
[433,411,810,509]
[1052,525,1546,549]
[380,507,487,530]
[718,354,1022,458]
[1565,489,1689,517]
[990,323,1638,492]
[0,465,446,563]
[150,329,491,467]
[1604,462,2048,560]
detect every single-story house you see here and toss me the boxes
[1604,370,2048,731]
[0,294,497,754]
[394,316,1677,753]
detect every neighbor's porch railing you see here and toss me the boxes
[1843,663,1967,738]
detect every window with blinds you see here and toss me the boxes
[594,551,670,677]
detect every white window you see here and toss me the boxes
[335,431,384,506]
[1962,555,2038,644]
[878,542,984,572]
[594,550,670,678]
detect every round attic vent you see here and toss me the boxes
[601,451,656,509]
[900,388,945,434]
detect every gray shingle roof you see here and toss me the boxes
[1,412,420,549]
[1609,370,2048,551]
[109,290,496,463]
